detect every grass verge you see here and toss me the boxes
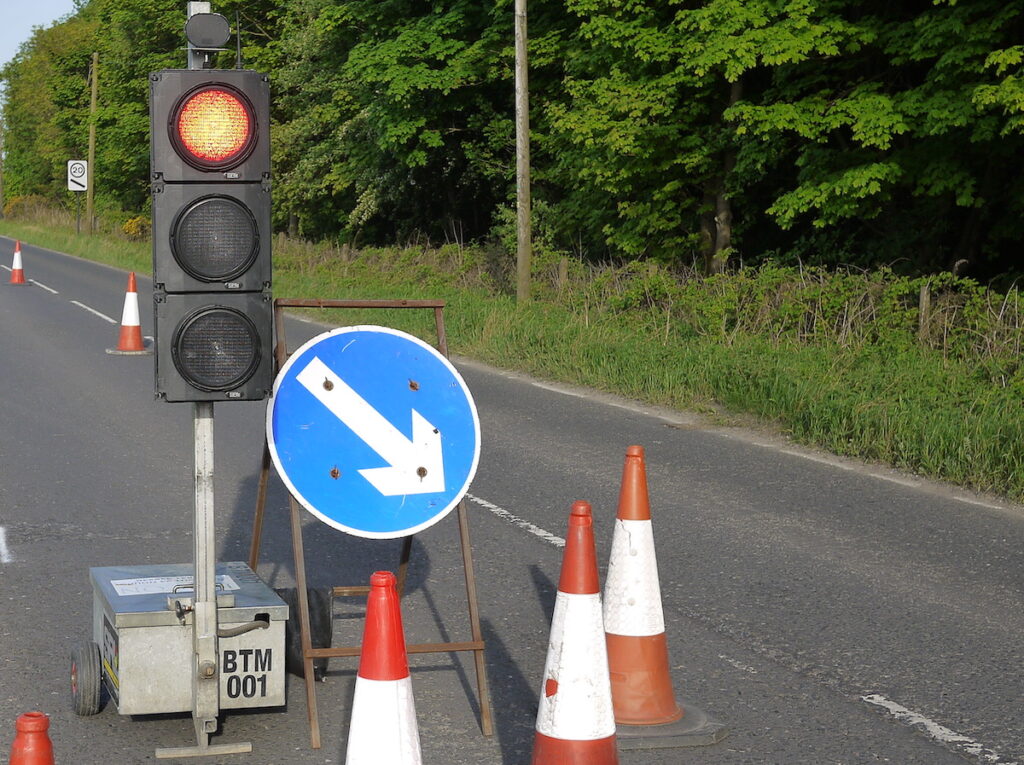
[2,217,1021,502]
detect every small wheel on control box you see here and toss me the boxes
[71,641,102,716]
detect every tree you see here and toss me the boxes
[728,0,1024,276]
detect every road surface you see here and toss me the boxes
[1,236,1021,763]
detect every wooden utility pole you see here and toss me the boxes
[514,0,531,302]
[0,118,5,218]
[86,51,98,233]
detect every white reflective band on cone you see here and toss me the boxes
[536,591,616,740]
[345,676,422,765]
[603,519,666,637]
[120,291,141,326]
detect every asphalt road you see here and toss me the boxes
[1,236,1021,764]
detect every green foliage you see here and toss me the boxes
[729,0,1024,272]
[1,0,1023,275]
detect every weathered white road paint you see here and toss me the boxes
[718,655,758,675]
[862,694,1018,764]
[0,527,13,564]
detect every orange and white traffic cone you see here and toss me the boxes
[345,571,422,765]
[106,272,152,355]
[9,711,55,765]
[9,241,27,285]
[603,445,726,749]
[532,501,618,765]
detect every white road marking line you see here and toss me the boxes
[531,381,587,399]
[30,280,58,294]
[935,493,1007,511]
[779,448,920,488]
[718,655,758,674]
[0,527,12,564]
[528,378,694,424]
[862,694,1018,764]
[465,494,565,548]
[70,300,117,324]
[738,437,1007,511]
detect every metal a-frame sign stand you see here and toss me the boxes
[248,298,494,749]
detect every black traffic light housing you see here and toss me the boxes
[150,68,273,403]
[151,69,270,183]
[154,293,273,402]
[151,183,271,293]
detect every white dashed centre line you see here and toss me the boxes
[465,494,565,548]
[70,300,117,324]
[30,280,58,294]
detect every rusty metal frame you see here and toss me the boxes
[248,298,493,749]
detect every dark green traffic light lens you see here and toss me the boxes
[171,306,262,391]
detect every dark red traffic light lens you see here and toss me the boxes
[173,86,254,169]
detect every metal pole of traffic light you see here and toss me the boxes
[152,1,262,758]
[184,2,224,757]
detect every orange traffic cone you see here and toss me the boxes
[106,272,152,355]
[9,711,54,765]
[531,501,618,765]
[603,445,726,749]
[9,241,27,285]
[345,571,422,765]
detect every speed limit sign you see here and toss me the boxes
[67,160,88,192]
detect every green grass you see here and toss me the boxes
[3,215,1022,502]
[0,217,150,274]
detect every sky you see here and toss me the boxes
[1,0,80,71]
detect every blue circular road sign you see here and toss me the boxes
[267,326,480,538]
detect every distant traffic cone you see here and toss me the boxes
[9,711,54,765]
[532,501,618,765]
[345,571,422,765]
[9,241,27,285]
[106,272,151,355]
[603,445,726,749]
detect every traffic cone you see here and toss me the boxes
[345,571,422,765]
[531,501,618,765]
[9,711,54,765]
[106,272,152,355]
[9,241,27,285]
[603,445,726,749]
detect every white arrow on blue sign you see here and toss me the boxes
[267,326,481,539]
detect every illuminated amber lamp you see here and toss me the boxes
[173,86,255,169]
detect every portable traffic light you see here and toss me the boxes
[150,69,272,402]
